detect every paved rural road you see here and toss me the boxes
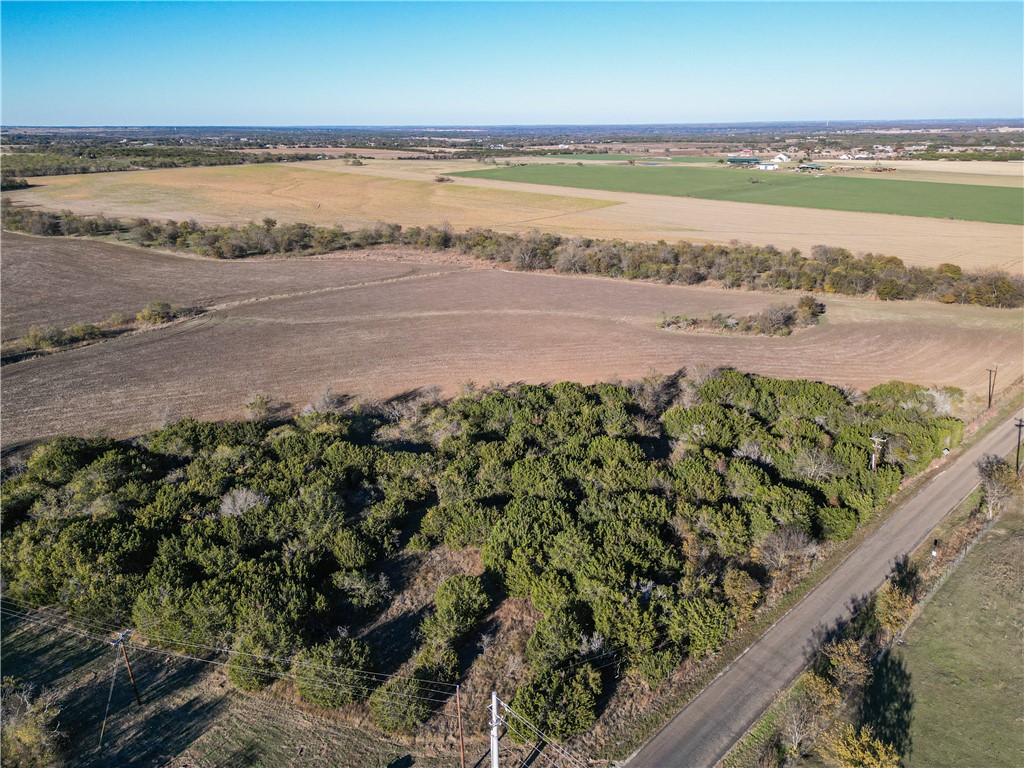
[626,410,1024,768]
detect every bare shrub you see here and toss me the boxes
[0,678,66,766]
[245,393,272,421]
[219,488,269,518]
[758,527,817,590]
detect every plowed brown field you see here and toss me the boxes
[2,238,1020,450]
[0,232,466,339]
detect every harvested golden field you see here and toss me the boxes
[6,162,615,230]
[8,158,1021,273]
[2,242,1020,450]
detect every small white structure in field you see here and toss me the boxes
[773,153,792,163]
[756,163,779,171]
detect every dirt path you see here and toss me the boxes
[626,409,1024,768]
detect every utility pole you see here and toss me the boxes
[870,436,887,472]
[1015,418,1024,473]
[490,690,500,768]
[987,364,999,409]
[456,684,466,768]
[113,629,143,705]
[98,629,142,748]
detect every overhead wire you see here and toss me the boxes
[496,695,590,768]
[494,714,564,768]
[3,604,443,765]
[1,595,459,695]
[1,602,461,718]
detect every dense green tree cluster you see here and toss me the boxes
[3,200,1020,308]
[0,375,963,739]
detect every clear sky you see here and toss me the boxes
[2,1,1022,126]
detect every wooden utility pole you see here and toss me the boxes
[98,629,143,748]
[870,436,887,472]
[456,684,466,768]
[119,637,143,706]
[1015,418,1024,473]
[987,364,999,409]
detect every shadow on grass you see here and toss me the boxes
[860,649,914,759]
[60,649,222,766]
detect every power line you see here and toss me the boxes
[1,596,459,694]
[3,603,459,765]
[492,694,590,768]
[1,603,458,713]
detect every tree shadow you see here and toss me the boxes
[58,649,217,764]
[860,649,914,759]
[359,606,431,677]
[805,591,874,665]
[890,554,923,601]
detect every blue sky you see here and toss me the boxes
[2,1,1022,126]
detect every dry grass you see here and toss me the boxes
[7,157,1021,273]
[7,162,615,231]
[2,240,1020,450]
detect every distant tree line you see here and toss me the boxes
[2,374,964,741]
[907,150,1024,162]
[2,200,1021,308]
[0,145,327,177]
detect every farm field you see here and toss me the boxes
[540,153,718,163]
[0,232,469,340]
[8,159,1022,273]
[1,239,1020,450]
[4,162,614,230]
[454,164,1024,225]
[898,505,1024,768]
[821,159,1024,188]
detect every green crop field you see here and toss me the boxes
[898,506,1024,768]
[455,164,1024,225]
[539,153,717,163]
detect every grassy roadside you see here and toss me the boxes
[900,507,1023,767]
[718,447,1023,768]
[602,389,1024,763]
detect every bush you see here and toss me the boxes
[136,301,176,324]
[369,676,432,732]
[0,677,65,767]
[510,665,602,741]
[294,638,374,707]
[422,574,490,643]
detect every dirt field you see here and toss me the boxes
[2,241,1020,450]
[7,158,1021,273]
[0,232,471,340]
[821,158,1024,187]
